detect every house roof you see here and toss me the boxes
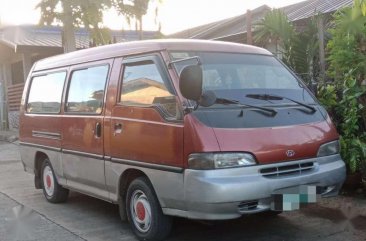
[282,0,353,22]
[168,5,271,40]
[0,25,160,51]
[169,0,353,40]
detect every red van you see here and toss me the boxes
[19,40,346,241]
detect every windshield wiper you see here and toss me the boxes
[214,97,277,116]
[246,94,316,113]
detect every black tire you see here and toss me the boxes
[41,159,69,203]
[126,177,172,241]
[118,196,127,221]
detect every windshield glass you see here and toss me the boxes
[170,51,316,106]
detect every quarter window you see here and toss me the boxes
[120,61,177,118]
[27,72,66,113]
[66,65,109,114]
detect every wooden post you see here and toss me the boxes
[21,52,32,81]
[246,10,253,45]
[317,16,326,81]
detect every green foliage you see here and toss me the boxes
[327,4,366,83]
[318,72,366,173]
[317,84,337,112]
[322,1,366,175]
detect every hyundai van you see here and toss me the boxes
[19,39,346,241]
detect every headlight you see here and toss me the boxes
[188,153,256,170]
[317,140,340,157]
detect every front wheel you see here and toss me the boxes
[126,177,172,241]
[41,159,69,203]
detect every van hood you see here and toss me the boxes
[212,121,338,164]
[189,107,339,164]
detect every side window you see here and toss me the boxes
[27,72,66,113]
[120,60,177,118]
[66,65,109,114]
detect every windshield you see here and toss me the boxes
[170,51,316,106]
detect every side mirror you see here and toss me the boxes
[179,65,203,101]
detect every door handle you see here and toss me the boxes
[95,122,102,138]
[114,123,123,135]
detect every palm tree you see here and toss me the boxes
[288,16,320,82]
[254,9,320,82]
[254,9,294,56]
[113,0,159,40]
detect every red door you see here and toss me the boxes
[108,54,184,170]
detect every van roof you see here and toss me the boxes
[33,39,272,71]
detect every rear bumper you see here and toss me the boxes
[163,154,345,220]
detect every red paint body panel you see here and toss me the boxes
[110,106,184,167]
[183,114,220,168]
[192,115,338,164]
[19,114,62,148]
[61,115,103,153]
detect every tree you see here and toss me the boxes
[37,0,112,52]
[113,0,159,40]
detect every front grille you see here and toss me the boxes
[260,162,314,178]
[238,200,258,212]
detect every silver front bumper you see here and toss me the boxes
[163,154,345,220]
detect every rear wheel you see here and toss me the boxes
[126,177,172,241]
[41,159,69,203]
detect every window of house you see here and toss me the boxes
[66,65,109,114]
[27,72,66,113]
[120,60,177,118]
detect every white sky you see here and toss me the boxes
[0,0,305,35]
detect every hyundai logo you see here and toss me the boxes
[286,150,296,157]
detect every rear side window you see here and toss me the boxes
[27,72,66,113]
[66,65,109,114]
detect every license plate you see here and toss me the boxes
[270,185,319,211]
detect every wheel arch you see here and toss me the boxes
[118,168,149,201]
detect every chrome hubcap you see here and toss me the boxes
[130,190,151,233]
[43,165,54,196]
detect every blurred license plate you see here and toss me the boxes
[270,185,319,211]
